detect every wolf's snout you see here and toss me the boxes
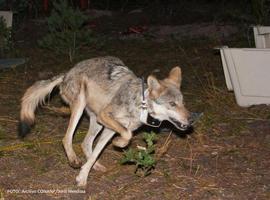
[169,117,190,131]
[180,123,190,129]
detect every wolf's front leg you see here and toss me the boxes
[98,106,132,148]
[111,130,132,148]
[76,128,115,187]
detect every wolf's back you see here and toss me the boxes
[18,74,64,138]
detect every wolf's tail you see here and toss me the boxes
[18,74,64,138]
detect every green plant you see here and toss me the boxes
[14,0,42,19]
[0,16,12,57]
[251,0,270,24]
[120,132,157,177]
[38,0,92,62]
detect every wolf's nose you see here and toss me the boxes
[180,123,189,129]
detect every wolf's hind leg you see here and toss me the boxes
[76,128,115,187]
[81,110,106,172]
[62,86,86,169]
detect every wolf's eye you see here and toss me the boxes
[169,102,176,107]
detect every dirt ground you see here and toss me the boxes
[0,11,270,200]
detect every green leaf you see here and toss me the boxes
[143,131,157,147]
[120,148,136,164]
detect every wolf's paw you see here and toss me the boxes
[76,174,87,187]
[93,161,107,172]
[69,157,82,169]
[112,137,130,148]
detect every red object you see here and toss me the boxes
[80,0,88,10]
[120,26,148,36]
[44,0,49,12]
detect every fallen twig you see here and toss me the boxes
[0,139,62,152]
[0,116,18,123]
[156,131,172,160]
[43,106,70,115]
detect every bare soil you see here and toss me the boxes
[0,12,270,200]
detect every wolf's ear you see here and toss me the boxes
[147,75,161,90]
[147,75,162,98]
[167,66,182,88]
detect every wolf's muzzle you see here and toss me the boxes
[169,112,203,131]
[169,117,190,131]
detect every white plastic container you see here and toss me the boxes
[0,11,13,28]
[253,26,270,48]
[219,46,270,107]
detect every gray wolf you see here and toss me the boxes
[19,56,191,187]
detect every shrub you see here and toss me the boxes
[38,0,92,62]
[0,16,12,57]
[251,0,270,24]
[121,132,157,177]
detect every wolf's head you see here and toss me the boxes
[147,67,191,131]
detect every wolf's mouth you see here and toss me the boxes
[168,112,203,131]
[169,117,190,131]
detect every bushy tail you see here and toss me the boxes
[18,74,64,138]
